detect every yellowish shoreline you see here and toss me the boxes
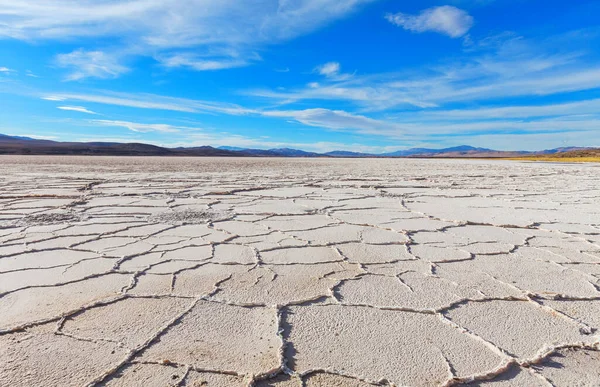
[503,157,600,163]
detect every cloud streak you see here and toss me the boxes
[386,6,474,38]
[0,0,374,75]
[44,90,253,115]
[57,105,97,114]
[248,39,600,111]
[90,120,189,133]
[41,87,600,141]
[55,49,129,81]
[315,62,341,77]
[261,108,405,135]
[159,54,251,72]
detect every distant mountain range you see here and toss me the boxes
[0,134,593,158]
[216,145,591,158]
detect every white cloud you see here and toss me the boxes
[386,6,473,38]
[421,99,600,120]
[47,90,404,136]
[248,38,600,112]
[0,0,374,43]
[41,87,600,142]
[261,108,405,135]
[43,90,252,115]
[0,66,13,72]
[75,136,143,144]
[57,105,97,114]
[0,0,374,74]
[42,96,66,101]
[260,106,600,140]
[249,82,438,110]
[315,62,341,77]
[159,54,251,71]
[313,61,354,81]
[55,49,129,81]
[90,120,189,133]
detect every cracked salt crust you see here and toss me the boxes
[260,246,342,264]
[444,300,596,359]
[338,243,415,264]
[284,304,506,386]
[138,300,280,375]
[0,327,128,386]
[1,156,600,386]
[336,271,483,310]
[101,362,189,386]
[533,348,600,385]
[61,297,193,348]
[214,262,361,306]
[304,372,375,386]
[0,273,131,332]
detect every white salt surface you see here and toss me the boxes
[0,156,599,386]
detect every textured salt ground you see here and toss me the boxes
[0,156,600,386]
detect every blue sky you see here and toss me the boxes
[1,0,600,152]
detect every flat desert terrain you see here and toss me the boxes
[1,156,599,387]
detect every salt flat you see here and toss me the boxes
[0,156,599,387]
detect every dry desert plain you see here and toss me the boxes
[0,156,600,387]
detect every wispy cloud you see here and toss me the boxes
[42,96,66,101]
[0,0,374,42]
[0,0,374,75]
[315,62,341,77]
[57,106,97,114]
[314,61,354,81]
[25,23,600,151]
[43,90,252,115]
[386,6,474,38]
[55,49,129,81]
[0,66,13,73]
[39,85,600,142]
[248,34,600,111]
[262,108,405,135]
[42,89,404,136]
[263,106,600,140]
[420,98,600,120]
[75,136,143,144]
[90,120,194,133]
[159,53,252,72]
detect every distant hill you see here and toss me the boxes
[0,134,55,143]
[0,134,596,158]
[268,148,321,157]
[324,151,373,158]
[0,135,238,157]
[537,147,592,155]
[381,145,495,157]
[219,146,322,157]
[217,146,247,151]
[530,148,600,159]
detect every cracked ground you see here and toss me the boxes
[1,156,599,387]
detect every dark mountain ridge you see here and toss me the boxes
[0,134,595,158]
